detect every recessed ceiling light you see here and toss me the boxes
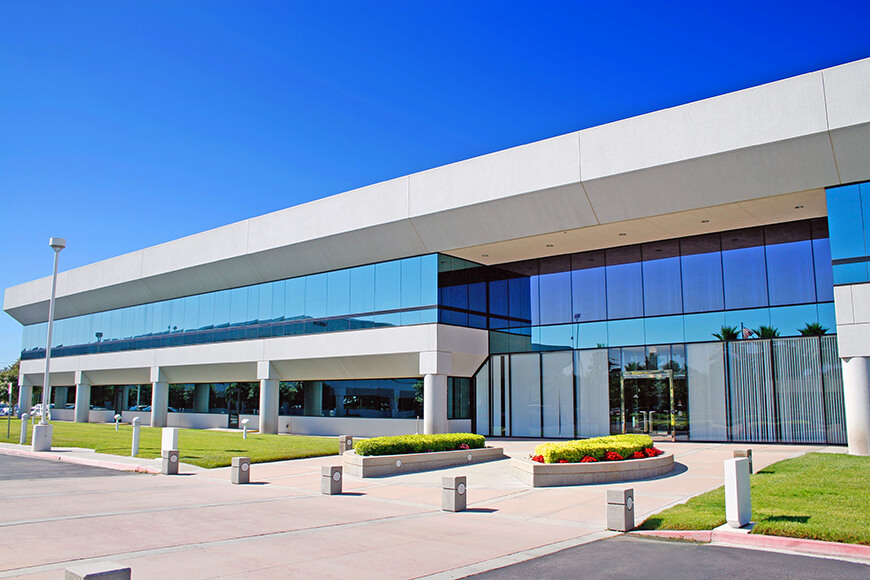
[618,233,627,236]
[546,244,554,247]
[701,219,710,223]
[795,205,804,209]
[481,254,489,257]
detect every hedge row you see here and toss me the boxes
[534,434,654,463]
[354,433,486,456]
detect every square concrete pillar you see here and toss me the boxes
[725,458,752,528]
[74,382,90,423]
[733,449,753,473]
[161,427,179,453]
[322,465,342,495]
[231,456,251,484]
[606,488,635,532]
[339,435,353,454]
[442,476,467,512]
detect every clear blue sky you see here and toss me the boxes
[2,1,870,367]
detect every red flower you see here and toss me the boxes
[558,459,569,463]
[459,443,470,450]
[580,456,597,463]
[631,451,645,459]
[643,447,657,457]
[604,451,624,461]
[531,454,545,463]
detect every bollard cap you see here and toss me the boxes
[606,488,634,505]
[442,475,467,490]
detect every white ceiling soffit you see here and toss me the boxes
[5,58,870,325]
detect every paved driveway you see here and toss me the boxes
[0,454,136,481]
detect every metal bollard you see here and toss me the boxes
[162,449,179,475]
[131,417,141,457]
[231,456,251,484]
[725,457,752,528]
[19,413,28,445]
[339,435,353,454]
[114,414,121,431]
[65,561,131,579]
[242,418,250,439]
[606,488,635,532]
[733,449,753,474]
[321,465,342,495]
[442,476,467,512]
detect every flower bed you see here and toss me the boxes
[513,434,674,487]
[354,433,485,456]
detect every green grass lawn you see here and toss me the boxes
[1,420,338,469]
[638,452,870,545]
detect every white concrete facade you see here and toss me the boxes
[5,57,870,443]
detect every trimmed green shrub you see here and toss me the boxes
[355,433,485,456]
[534,434,654,463]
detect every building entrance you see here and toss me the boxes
[617,369,678,439]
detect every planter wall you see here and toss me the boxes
[512,452,675,487]
[344,446,505,478]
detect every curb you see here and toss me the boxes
[631,529,870,561]
[0,446,161,474]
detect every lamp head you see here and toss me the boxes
[49,237,66,252]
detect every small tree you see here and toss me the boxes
[754,325,780,338]
[712,326,739,341]
[0,359,19,404]
[799,322,829,336]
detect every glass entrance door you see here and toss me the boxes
[619,370,674,437]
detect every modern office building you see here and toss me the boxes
[5,57,870,454]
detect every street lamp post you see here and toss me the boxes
[32,237,65,452]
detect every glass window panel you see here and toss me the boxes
[468,282,487,314]
[420,254,439,306]
[769,304,818,337]
[508,276,533,327]
[642,240,682,316]
[258,284,273,323]
[541,350,574,438]
[683,311,726,343]
[270,280,285,321]
[536,324,574,351]
[812,238,834,302]
[374,261,401,311]
[327,269,351,317]
[181,296,197,332]
[349,265,375,314]
[304,273,327,319]
[538,270,572,325]
[766,240,816,306]
[722,228,768,309]
[833,262,869,285]
[644,316,685,345]
[284,277,305,319]
[724,308,770,334]
[489,279,509,329]
[213,291,230,327]
[825,184,863,259]
[401,257,422,309]
[607,318,644,347]
[606,246,642,319]
[246,284,260,324]
[817,302,836,333]
[400,310,422,325]
[576,321,608,349]
[510,352,541,437]
[571,250,607,322]
[680,234,724,313]
[229,287,247,325]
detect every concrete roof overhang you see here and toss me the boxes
[5,57,870,325]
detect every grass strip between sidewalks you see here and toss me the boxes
[1,420,338,468]
[638,452,870,545]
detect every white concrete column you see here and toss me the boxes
[150,367,169,428]
[18,381,33,418]
[53,386,68,409]
[73,371,90,423]
[258,361,279,435]
[842,356,870,456]
[420,351,452,434]
[194,385,210,414]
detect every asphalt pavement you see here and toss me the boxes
[466,535,869,580]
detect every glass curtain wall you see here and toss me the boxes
[22,254,439,359]
[278,379,424,419]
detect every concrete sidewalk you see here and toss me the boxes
[0,440,858,579]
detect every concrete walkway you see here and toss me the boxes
[0,439,853,579]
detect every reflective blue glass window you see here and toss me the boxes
[537,256,572,325]
[680,234,724,313]
[400,256,422,309]
[724,308,770,333]
[576,321,608,349]
[571,251,607,322]
[722,228,768,309]
[605,246,643,319]
[420,254,439,306]
[644,315,685,345]
[374,261,401,311]
[305,273,327,319]
[813,238,834,301]
[764,222,816,306]
[769,304,817,336]
[258,284,273,323]
[229,287,247,325]
[349,265,375,314]
[488,279,509,329]
[683,311,726,342]
[536,324,574,351]
[607,318,644,347]
[826,184,864,260]
[642,240,682,316]
[326,269,351,317]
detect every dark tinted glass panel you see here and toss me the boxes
[508,277,533,327]
[766,240,816,305]
[680,234,724,313]
[489,279,509,328]
[606,246,642,319]
[642,240,682,316]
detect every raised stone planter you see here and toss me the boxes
[344,446,505,478]
[512,452,675,487]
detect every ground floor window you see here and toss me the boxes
[279,379,423,419]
